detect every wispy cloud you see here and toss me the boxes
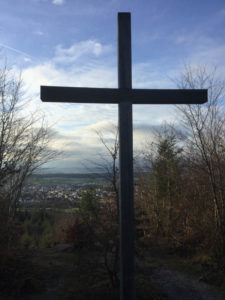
[54,40,112,64]
[52,0,65,5]
[34,30,44,36]
[173,30,225,68]
[24,57,32,62]
[0,43,33,61]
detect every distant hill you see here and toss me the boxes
[27,173,108,186]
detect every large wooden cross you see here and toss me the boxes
[41,12,207,300]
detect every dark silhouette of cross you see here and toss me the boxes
[41,12,207,300]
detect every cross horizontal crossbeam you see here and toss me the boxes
[41,86,207,104]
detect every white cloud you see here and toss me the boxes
[34,30,44,36]
[19,38,181,173]
[24,57,32,62]
[85,120,117,132]
[54,40,112,64]
[20,35,225,172]
[21,40,116,100]
[52,0,65,5]
[45,119,165,172]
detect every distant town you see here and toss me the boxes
[20,173,113,209]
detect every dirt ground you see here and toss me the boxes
[151,267,224,300]
[2,244,225,299]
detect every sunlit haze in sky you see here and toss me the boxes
[1,0,225,172]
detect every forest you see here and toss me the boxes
[1,64,225,299]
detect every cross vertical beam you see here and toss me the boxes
[40,12,208,300]
[118,13,135,300]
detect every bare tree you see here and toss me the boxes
[0,63,58,220]
[175,64,225,252]
[94,125,119,217]
[86,125,120,287]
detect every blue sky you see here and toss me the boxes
[1,0,225,172]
